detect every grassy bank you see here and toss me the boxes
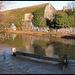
[6,30,50,36]
[6,30,75,39]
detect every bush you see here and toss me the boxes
[32,7,47,28]
[50,11,75,28]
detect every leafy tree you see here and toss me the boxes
[0,1,15,43]
[66,11,75,27]
[55,11,70,28]
[50,11,75,29]
[68,15,75,27]
[50,19,57,28]
[0,1,6,32]
[51,11,71,28]
[66,11,75,16]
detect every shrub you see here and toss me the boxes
[32,7,47,28]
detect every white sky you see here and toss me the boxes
[1,1,73,11]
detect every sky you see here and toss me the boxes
[1,1,73,11]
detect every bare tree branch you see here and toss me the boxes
[0,1,15,43]
[67,1,75,10]
[0,1,3,9]
[0,1,15,11]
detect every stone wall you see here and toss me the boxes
[44,3,56,20]
[57,27,75,34]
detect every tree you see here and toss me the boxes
[0,1,5,32]
[67,11,75,33]
[0,1,15,43]
[50,11,75,29]
[55,11,69,28]
[67,1,75,10]
[0,1,15,30]
[67,11,75,16]
[0,1,3,9]
[68,13,75,27]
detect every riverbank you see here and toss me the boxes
[6,30,50,36]
[6,30,75,38]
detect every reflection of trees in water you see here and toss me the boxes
[0,33,10,45]
[21,34,50,54]
[45,39,75,59]
[50,37,75,59]
[3,34,75,59]
[4,34,25,50]
[21,34,34,53]
[33,44,45,56]
[49,35,75,46]
[0,33,10,54]
[10,34,17,40]
[0,34,5,43]
[54,44,75,60]
[4,34,50,54]
[47,41,75,60]
[57,39,75,46]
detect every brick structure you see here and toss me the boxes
[57,6,75,12]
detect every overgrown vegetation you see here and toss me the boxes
[0,2,75,30]
[32,7,47,27]
[50,11,75,28]
[0,1,11,43]
[0,3,48,29]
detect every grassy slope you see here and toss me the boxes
[0,3,48,28]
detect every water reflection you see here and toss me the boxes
[3,33,75,60]
[10,34,17,40]
[45,45,55,57]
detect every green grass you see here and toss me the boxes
[0,3,48,29]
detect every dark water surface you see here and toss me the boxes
[3,33,75,60]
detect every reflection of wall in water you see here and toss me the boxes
[21,34,34,53]
[30,35,50,45]
[45,45,55,57]
[10,34,17,40]
[21,34,50,53]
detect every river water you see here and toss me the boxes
[0,33,75,74]
[3,33,75,60]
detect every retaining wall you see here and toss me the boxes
[57,27,75,34]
